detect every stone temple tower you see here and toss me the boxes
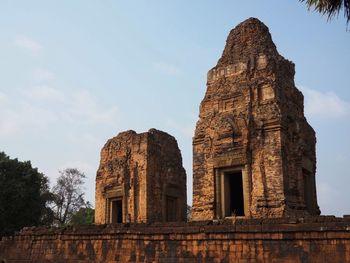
[192,18,320,220]
[95,129,187,224]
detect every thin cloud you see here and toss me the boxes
[34,68,55,82]
[23,85,64,101]
[0,88,119,137]
[68,90,118,125]
[66,132,103,149]
[0,92,8,103]
[14,35,43,54]
[0,101,56,136]
[0,108,19,136]
[153,61,181,76]
[300,87,350,119]
[166,119,194,138]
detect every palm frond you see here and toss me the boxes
[300,0,350,24]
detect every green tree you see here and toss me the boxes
[0,152,53,236]
[300,0,350,24]
[70,204,95,225]
[50,168,88,226]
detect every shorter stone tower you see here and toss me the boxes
[95,129,187,224]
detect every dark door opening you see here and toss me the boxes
[303,169,313,213]
[111,199,123,223]
[224,171,244,216]
[166,196,177,222]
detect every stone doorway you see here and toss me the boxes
[166,196,177,222]
[110,199,123,223]
[303,168,316,214]
[215,167,248,219]
[224,171,245,216]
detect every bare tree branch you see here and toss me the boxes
[50,168,87,225]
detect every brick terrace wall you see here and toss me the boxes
[1,217,350,263]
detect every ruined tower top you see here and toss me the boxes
[217,17,279,67]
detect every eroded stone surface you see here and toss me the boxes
[192,18,320,220]
[95,129,187,223]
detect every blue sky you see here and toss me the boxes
[0,1,349,216]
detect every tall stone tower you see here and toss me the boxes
[95,129,187,224]
[192,18,320,220]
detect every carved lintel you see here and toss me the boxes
[104,184,124,198]
[213,153,246,168]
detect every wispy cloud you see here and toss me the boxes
[14,35,43,54]
[0,87,119,137]
[67,132,103,148]
[0,108,20,136]
[0,92,8,103]
[0,101,56,136]
[153,61,181,76]
[166,118,195,138]
[33,68,55,82]
[68,90,119,124]
[23,85,64,101]
[300,87,350,119]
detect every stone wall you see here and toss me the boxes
[1,217,350,262]
[95,129,187,224]
[192,18,319,220]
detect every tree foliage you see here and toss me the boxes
[70,205,95,225]
[50,168,88,226]
[300,0,350,24]
[0,152,53,236]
